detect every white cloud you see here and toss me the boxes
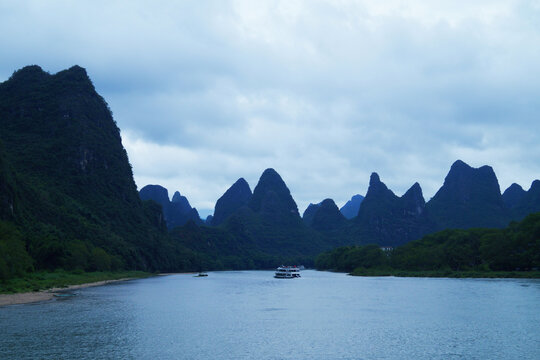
[1,0,540,215]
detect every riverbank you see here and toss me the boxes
[0,278,133,306]
[349,268,540,278]
[0,270,153,306]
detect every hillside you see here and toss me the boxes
[316,211,540,275]
[0,65,193,278]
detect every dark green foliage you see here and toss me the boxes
[393,216,539,272]
[0,221,33,280]
[315,244,387,272]
[0,270,152,294]
[0,65,209,279]
[390,229,486,271]
[315,212,540,275]
[170,222,314,270]
[0,143,16,220]
[222,206,328,258]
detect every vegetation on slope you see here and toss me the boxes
[315,212,540,277]
[0,65,210,281]
[0,270,152,294]
[170,220,317,270]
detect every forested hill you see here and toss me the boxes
[0,65,196,278]
[315,212,540,276]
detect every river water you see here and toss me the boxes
[1,270,539,359]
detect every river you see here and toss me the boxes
[1,270,539,359]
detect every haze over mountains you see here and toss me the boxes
[1,65,539,278]
[340,195,364,219]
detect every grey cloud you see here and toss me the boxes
[1,0,539,215]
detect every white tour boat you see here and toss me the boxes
[274,265,301,279]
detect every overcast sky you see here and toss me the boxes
[1,0,539,217]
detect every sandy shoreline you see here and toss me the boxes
[0,278,134,307]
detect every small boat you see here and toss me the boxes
[274,266,301,279]
[53,293,76,298]
[195,272,208,277]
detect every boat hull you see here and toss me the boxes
[274,266,301,279]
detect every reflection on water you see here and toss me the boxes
[1,271,539,359]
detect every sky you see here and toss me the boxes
[1,0,540,218]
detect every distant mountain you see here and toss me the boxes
[170,191,202,228]
[220,168,328,257]
[340,194,364,219]
[426,160,509,229]
[171,191,192,213]
[302,203,321,226]
[338,161,539,247]
[351,173,433,247]
[248,168,299,218]
[508,180,540,221]
[502,183,526,209]
[139,185,170,209]
[307,199,347,233]
[139,185,202,229]
[212,178,252,226]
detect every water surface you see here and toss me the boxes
[1,271,539,359]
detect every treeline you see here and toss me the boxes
[169,221,316,271]
[315,212,540,275]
